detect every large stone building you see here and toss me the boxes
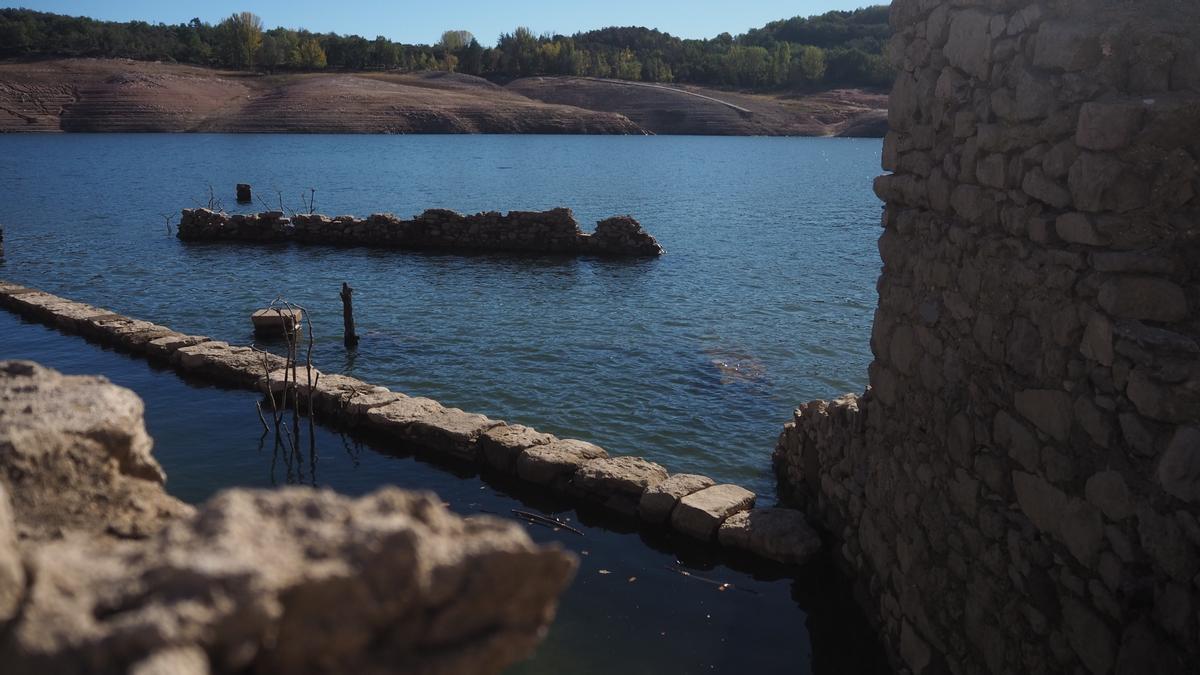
[776,1,1199,673]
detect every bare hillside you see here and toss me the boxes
[0,59,643,134]
[0,59,887,136]
[506,76,887,136]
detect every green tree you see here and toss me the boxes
[791,45,826,84]
[297,38,326,68]
[770,42,791,86]
[217,11,262,68]
[438,30,474,51]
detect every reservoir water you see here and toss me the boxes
[0,134,887,673]
[0,134,882,497]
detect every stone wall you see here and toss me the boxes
[775,1,1199,673]
[176,207,665,257]
[0,279,823,568]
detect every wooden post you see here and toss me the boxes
[236,183,252,203]
[340,282,359,348]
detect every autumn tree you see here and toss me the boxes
[217,11,262,68]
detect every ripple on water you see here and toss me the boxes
[0,134,881,498]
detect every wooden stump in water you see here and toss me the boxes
[236,184,253,204]
[340,282,359,349]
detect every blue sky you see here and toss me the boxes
[12,1,884,45]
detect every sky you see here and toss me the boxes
[11,1,883,46]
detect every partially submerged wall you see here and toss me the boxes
[776,1,1200,673]
[176,208,665,256]
[0,279,823,568]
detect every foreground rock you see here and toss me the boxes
[0,361,577,674]
[0,360,191,540]
[1,487,577,675]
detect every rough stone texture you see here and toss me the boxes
[177,208,665,257]
[516,440,609,490]
[0,361,576,675]
[571,456,669,516]
[669,484,755,541]
[175,341,287,388]
[3,487,577,675]
[0,361,192,540]
[638,473,715,525]
[478,424,557,474]
[717,508,822,565]
[0,485,24,623]
[775,2,1200,673]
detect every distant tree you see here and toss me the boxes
[297,38,326,68]
[770,42,791,86]
[217,11,262,68]
[438,29,474,51]
[791,45,826,84]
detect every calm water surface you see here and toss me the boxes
[0,134,886,673]
[0,134,882,497]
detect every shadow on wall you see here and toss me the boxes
[776,0,1200,674]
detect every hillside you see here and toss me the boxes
[0,59,641,134]
[0,58,887,136]
[508,76,886,136]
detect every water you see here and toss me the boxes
[0,134,882,497]
[0,134,886,672]
[0,311,888,673]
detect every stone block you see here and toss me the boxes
[945,9,993,80]
[1085,471,1133,521]
[1076,101,1145,151]
[572,456,669,516]
[478,424,556,474]
[1158,427,1200,504]
[1055,213,1105,246]
[1097,276,1188,323]
[406,407,501,460]
[638,473,716,524]
[145,334,210,360]
[670,484,756,541]
[516,440,608,489]
[717,508,821,565]
[1033,21,1101,72]
[1014,389,1074,442]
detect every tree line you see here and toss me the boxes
[0,7,892,90]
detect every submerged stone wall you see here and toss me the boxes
[176,207,665,256]
[0,279,821,568]
[776,1,1199,673]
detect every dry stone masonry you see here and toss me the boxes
[775,1,1199,674]
[176,207,665,256]
[0,279,818,568]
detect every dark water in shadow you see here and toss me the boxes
[0,134,881,497]
[0,312,889,674]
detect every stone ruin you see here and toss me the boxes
[176,207,665,257]
[0,360,577,674]
[775,0,1199,673]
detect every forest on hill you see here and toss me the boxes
[0,6,893,91]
